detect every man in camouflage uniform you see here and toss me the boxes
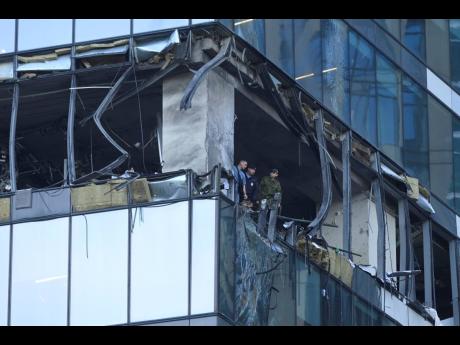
[259,168,282,206]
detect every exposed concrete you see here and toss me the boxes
[162,70,234,174]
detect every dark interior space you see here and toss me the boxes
[411,215,425,305]
[15,76,70,190]
[234,90,321,221]
[0,85,13,193]
[74,67,162,180]
[432,228,453,320]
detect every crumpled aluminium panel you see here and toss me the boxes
[134,29,180,63]
[75,45,129,59]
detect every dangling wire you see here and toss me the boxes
[133,67,147,172]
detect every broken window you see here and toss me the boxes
[17,48,71,79]
[75,39,129,69]
[0,84,12,194]
[75,19,130,43]
[15,75,70,190]
[431,227,453,320]
[219,199,235,320]
[0,19,15,54]
[18,19,72,51]
[73,66,162,182]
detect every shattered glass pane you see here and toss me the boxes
[219,199,235,320]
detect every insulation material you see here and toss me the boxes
[327,249,354,287]
[0,197,10,222]
[0,61,14,81]
[130,178,152,203]
[17,54,71,72]
[404,176,419,200]
[71,180,128,212]
[75,39,129,54]
[134,30,180,62]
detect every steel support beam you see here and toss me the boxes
[66,74,77,183]
[8,83,19,192]
[423,220,434,308]
[449,239,460,325]
[371,152,386,282]
[341,131,352,260]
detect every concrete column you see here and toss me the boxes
[162,70,234,175]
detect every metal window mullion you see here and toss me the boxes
[372,152,386,281]
[422,220,433,307]
[342,131,352,260]
[7,223,12,326]
[67,74,77,184]
[187,170,193,324]
[449,239,459,325]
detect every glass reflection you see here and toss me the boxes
[134,19,189,34]
[11,218,68,326]
[234,19,265,54]
[130,202,188,322]
[0,225,9,325]
[322,19,350,124]
[71,210,128,325]
[76,19,130,42]
[349,31,377,145]
[377,54,402,164]
[219,200,235,320]
[18,19,72,51]
[192,200,216,314]
[0,19,15,54]
[265,19,294,77]
[294,19,322,100]
[402,19,426,61]
[449,19,460,93]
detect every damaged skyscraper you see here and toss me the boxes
[0,19,459,326]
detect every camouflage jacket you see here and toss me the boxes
[258,176,282,201]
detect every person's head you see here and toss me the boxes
[270,168,279,179]
[238,160,248,170]
[247,165,256,176]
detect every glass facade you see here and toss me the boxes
[294,19,322,100]
[322,19,350,124]
[131,203,189,322]
[377,54,402,165]
[70,210,128,326]
[234,19,265,54]
[402,76,429,186]
[18,19,72,51]
[134,19,189,34]
[0,19,15,54]
[349,31,377,145]
[450,20,460,94]
[266,19,294,77]
[10,218,68,326]
[0,225,9,325]
[75,19,130,42]
[401,19,426,61]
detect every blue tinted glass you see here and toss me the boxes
[322,19,350,124]
[294,19,322,100]
[349,31,377,145]
[377,54,402,164]
[449,20,460,94]
[428,95,453,206]
[426,19,451,82]
[453,117,460,213]
[11,218,68,326]
[234,19,265,54]
[18,19,72,51]
[402,19,426,61]
[0,225,9,325]
[265,19,294,77]
[402,76,429,186]
[76,19,130,42]
[133,19,189,33]
[376,19,401,40]
[0,20,15,54]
